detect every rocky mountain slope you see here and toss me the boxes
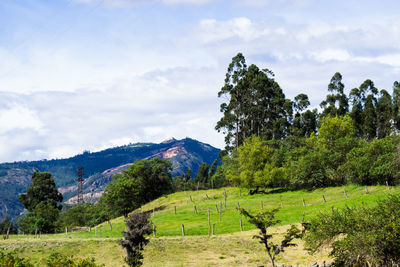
[0,137,220,221]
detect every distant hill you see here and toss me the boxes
[0,137,220,221]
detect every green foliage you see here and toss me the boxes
[288,115,359,188]
[17,171,63,234]
[18,170,63,212]
[305,194,400,266]
[0,250,34,267]
[0,251,103,267]
[216,53,292,152]
[119,212,152,267]
[194,162,210,185]
[102,175,140,218]
[0,217,16,235]
[223,136,288,188]
[102,158,173,218]
[57,203,109,229]
[320,72,348,118]
[45,253,104,267]
[18,202,60,234]
[239,208,303,267]
[343,135,400,185]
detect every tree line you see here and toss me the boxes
[214,53,400,190]
[217,53,400,152]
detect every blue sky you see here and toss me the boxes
[0,0,399,162]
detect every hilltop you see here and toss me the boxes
[0,137,220,220]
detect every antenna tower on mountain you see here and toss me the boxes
[76,166,84,204]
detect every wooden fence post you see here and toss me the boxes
[240,219,243,231]
[219,202,222,222]
[215,204,219,213]
[190,195,193,202]
[302,212,305,222]
[174,206,177,215]
[224,189,227,208]
[237,202,240,210]
[108,220,112,231]
[344,189,348,199]
[194,205,198,214]
[206,194,209,199]
[280,199,283,208]
[208,208,211,237]
[182,224,185,236]
[302,198,306,206]
[153,225,156,237]
[331,206,335,212]
[261,201,263,210]
[365,186,369,194]
[386,181,390,190]
[212,223,215,235]
[65,227,67,237]
[322,195,327,203]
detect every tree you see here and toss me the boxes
[19,170,63,212]
[291,94,317,137]
[343,135,400,185]
[239,208,304,267]
[102,158,173,218]
[216,53,248,151]
[103,175,140,218]
[349,79,378,138]
[0,216,15,235]
[376,89,393,138]
[393,81,400,132]
[119,212,152,267]
[320,72,348,117]
[216,53,291,152]
[194,162,210,185]
[18,202,60,234]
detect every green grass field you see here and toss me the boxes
[1,185,398,266]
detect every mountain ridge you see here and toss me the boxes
[0,137,220,221]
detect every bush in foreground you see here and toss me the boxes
[0,251,103,267]
[305,194,400,266]
[119,212,152,267]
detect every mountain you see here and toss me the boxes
[0,137,220,221]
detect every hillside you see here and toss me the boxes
[0,137,220,220]
[1,185,397,266]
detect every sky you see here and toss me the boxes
[0,0,399,162]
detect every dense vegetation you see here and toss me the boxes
[213,53,400,190]
[305,193,400,266]
[0,251,103,267]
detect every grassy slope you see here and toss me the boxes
[1,185,398,266]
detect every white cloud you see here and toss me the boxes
[310,49,351,62]
[0,105,44,135]
[197,17,270,43]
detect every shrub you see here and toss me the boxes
[0,250,34,267]
[305,194,400,266]
[119,212,152,267]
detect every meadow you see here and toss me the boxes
[1,185,398,266]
